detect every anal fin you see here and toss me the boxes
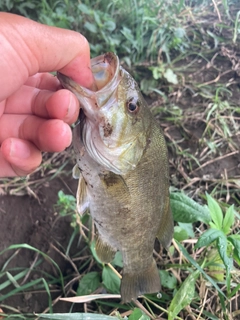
[95,234,116,264]
[121,259,160,303]
[157,194,174,248]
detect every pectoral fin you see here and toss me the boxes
[156,196,174,248]
[95,234,116,264]
[72,164,81,179]
[76,174,90,215]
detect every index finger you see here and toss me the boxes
[24,73,60,91]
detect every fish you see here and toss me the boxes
[57,52,174,303]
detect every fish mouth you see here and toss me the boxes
[57,52,121,109]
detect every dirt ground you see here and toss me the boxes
[0,167,86,313]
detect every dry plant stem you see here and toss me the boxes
[197,288,209,320]
[143,296,183,320]
[50,243,79,274]
[20,252,39,285]
[107,263,122,279]
[77,213,89,242]
[133,300,155,320]
[36,294,63,319]
[211,0,222,22]
[64,274,82,293]
[198,70,233,87]
[119,310,132,318]
[190,150,239,174]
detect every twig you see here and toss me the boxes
[211,0,222,22]
[107,263,122,279]
[190,150,239,174]
[133,300,155,320]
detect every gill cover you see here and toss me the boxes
[58,52,148,175]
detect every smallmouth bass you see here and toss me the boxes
[57,52,174,303]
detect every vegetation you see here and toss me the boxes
[0,0,240,319]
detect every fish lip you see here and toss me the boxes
[57,52,120,103]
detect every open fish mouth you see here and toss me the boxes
[57,52,121,110]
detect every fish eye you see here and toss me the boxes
[127,98,139,114]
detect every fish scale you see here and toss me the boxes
[57,52,174,303]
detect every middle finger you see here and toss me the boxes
[4,86,79,124]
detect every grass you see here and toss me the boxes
[0,0,240,319]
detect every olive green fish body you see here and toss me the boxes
[58,53,174,302]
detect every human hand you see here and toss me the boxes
[0,13,94,177]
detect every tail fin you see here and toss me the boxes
[120,259,160,303]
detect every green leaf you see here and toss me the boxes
[206,248,225,282]
[163,68,178,84]
[206,193,223,229]
[170,192,211,224]
[112,251,123,268]
[222,205,235,234]
[217,236,233,293]
[159,270,177,289]
[129,308,150,320]
[77,272,101,296]
[174,226,189,241]
[102,266,121,294]
[178,222,195,238]
[105,20,116,31]
[78,3,90,14]
[168,270,199,320]
[176,241,226,298]
[228,235,240,265]
[195,229,225,249]
[216,236,233,272]
[84,21,98,33]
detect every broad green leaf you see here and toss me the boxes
[195,229,225,249]
[84,21,98,33]
[228,235,240,265]
[159,270,177,289]
[170,192,211,224]
[102,266,121,294]
[206,249,224,282]
[39,313,119,320]
[163,68,178,84]
[206,193,223,230]
[105,20,116,31]
[112,251,123,268]
[217,237,233,272]
[174,226,189,241]
[78,3,91,14]
[168,270,199,320]
[77,272,101,296]
[178,222,195,238]
[129,308,150,320]
[222,205,235,234]
[176,241,226,298]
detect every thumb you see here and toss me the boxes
[0,13,94,100]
